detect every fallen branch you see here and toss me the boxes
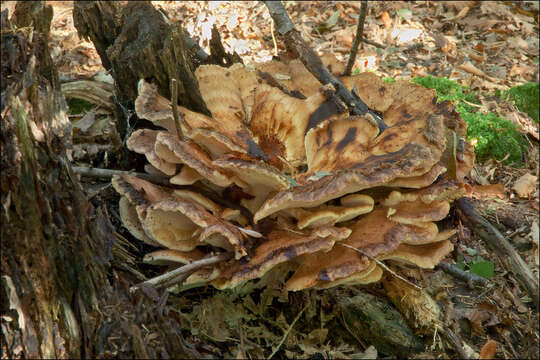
[72,166,171,186]
[131,252,233,292]
[436,261,489,287]
[339,243,422,291]
[343,0,367,76]
[361,37,385,49]
[263,1,387,132]
[455,197,539,308]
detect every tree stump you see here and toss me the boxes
[1,3,189,358]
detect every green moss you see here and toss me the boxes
[412,75,527,165]
[462,112,526,165]
[67,98,94,115]
[382,77,395,84]
[503,82,539,123]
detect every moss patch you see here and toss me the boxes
[503,82,539,124]
[67,98,94,115]
[411,76,527,165]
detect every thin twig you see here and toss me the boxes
[130,252,233,292]
[436,262,489,287]
[270,19,278,57]
[343,0,367,76]
[170,78,184,141]
[361,37,385,49]
[72,166,171,186]
[268,305,306,360]
[339,243,422,291]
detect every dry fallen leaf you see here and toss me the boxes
[512,173,538,198]
[381,11,392,29]
[479,339,497,359]
[458,61,496,82]
[472,183,506,199]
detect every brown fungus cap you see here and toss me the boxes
[314,262,383,289]
[212,226,351,289]
[141,199,246,257]
[379,240,454,269]
[254,83,450,221]
[287,194,374,229]
[127,129,177,176]
[135,80,177,133]
[118,196,159,246]
[112,175,247,257]
[155,131,234,187]
[213,155,291,213]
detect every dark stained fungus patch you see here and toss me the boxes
[305,99,342,134]
[322,129,333,147]
[336,127,357,151]
[246,138,268,161]
[318,269,330,281]
[401,109,411,119]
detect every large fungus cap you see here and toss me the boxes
[284,181,460,291]
[254,77,453,221]
[127,129,177,176]
[112,175,247,258]
[212,226,351,289]
[154,131,234,187]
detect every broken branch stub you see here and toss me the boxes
[114,54,474,291]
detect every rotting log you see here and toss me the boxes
[0,3,190,358]
[456,197,539,309]
[61,80,115,111]
[334,290,424,357]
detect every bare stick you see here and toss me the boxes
[343,0,367,76]
[436,261,489,287]
[72,166,171,186]
[456,197,539,308]
[339,243,422,291]
[170,78,184,141]
[270,19,278,57]
[263,1,387,132]
[268,305,306,360]
[131,252,233,292]
[361,37,385,49]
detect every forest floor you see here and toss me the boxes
[3,1,538,358]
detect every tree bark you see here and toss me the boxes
[1,3,189,358]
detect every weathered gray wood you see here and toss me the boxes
[335,290,424,357]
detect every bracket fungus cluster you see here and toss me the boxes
[113,55,474,291]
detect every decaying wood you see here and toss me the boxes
[437,261,489,287]
[456,197,539,308]
[73,1,210,115]
[335,290,424,357]
[343,0,367,76]
[264,1,387,132]
[0,4,191,358]
[208,24,244,67]
[61,80,115,111]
